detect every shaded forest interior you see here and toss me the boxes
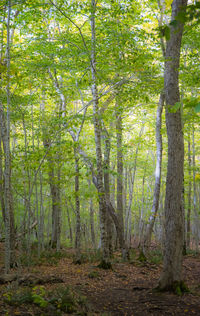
[0,0,200,315]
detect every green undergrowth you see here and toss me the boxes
[88,270,101,279]
[186,249,200,257]
[3,285,88,315]
[149,249,163,264]
[20,249,69,267]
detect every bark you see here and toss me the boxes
[186,131,191,249]
[0,135,5,222]
[138,153,149,248]
[89,196,96,249]
[103,127,113,256]
[158,0,188,291]
[41,102,61,250]
[87,179,96,249]
[125,124,144,246]
[48,164,61,250]
[142,91,164,255]
[66,201,73,245]
[90,0,110,265]
[1,0,15,271]
[116,99,124,238]
[192,126,199,251]
[74,144,81,262]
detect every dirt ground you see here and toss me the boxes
[0,244,200,315]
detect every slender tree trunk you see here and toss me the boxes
[138,153,149,248]
[87,179,96,249]
[74,145,81,262]
[158,0,188,291]
[0,135,5,223]
[187,130,191,249]
[66,202,73,245]
[116,99,124,238]
[103,127,113,256]
[192,126,199,251]
[3,0,15,271]
[41,101,61,250]
[125,124,144,246]
[89,197,96,249]
[90,0,110,266]
[142,91,164,255]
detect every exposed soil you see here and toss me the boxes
[0,243,200,315]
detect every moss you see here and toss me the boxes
[155,280,189,295]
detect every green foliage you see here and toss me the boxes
[195,103,200,113]
[32,286,48,308]
[20,249,68,267]
[168,102,181,113]
[149,249,163,265]
[48,286,88,314]
[138,251,147,263]
[3,287,33,306]
[3,285,88,314]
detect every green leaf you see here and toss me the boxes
[168,102,181,113]
[195,103,200,113]
[164,26,170,41]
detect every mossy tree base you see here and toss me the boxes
[97,260,112,270]
[155,280,189,295]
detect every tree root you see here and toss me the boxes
[154,280,189,295]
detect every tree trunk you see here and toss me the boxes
[142,91,164,256]
[90,0,110,266]
[192,126,199,252]
[125,124,144,246]
[0,135,5,223]
[186,130,191,249]
[158,0,188,291]
[103,127,113,256]
[74,145,81,262]
[2,0,15,271]
[41,101,61,250]
[116,99,124,235]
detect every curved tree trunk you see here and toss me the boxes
[158,0,188,291]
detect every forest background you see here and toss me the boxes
[0,0,200,296]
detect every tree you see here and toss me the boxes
[158,0,188,292]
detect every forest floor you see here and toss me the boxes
[0,243,200,315]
